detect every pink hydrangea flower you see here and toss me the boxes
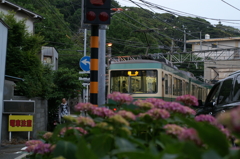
[90,107,115,118]
[217,106,240,133]
[25,140,54,154]
[107,92,133,105]
[145,98,167,108]
[164,125,202,145]
[60,127,88,135]
[195,114,217,125]
[74,102,94,112]
[176,94,199,106]
[116,110,136,120]
[220,127,230,138]
[108,114,130,126]
[76,116,95,127]
[195,115,231,138]
[74,127,88,135]
[26,145,38,153]
[133,99,154,109]
[165,102,196,115]
[43,132,53,140]
[179,128,202,145]
[163,124,185,136]
[32,143,53,155]
[138,108,170,120]
[26,140,43,146]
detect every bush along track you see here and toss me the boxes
[24,92,240,159]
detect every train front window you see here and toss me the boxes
[110,70,157,94]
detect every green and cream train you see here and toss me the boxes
[108,59,212,102]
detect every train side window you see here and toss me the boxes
[173,78,177,96]
[165,74,168,94]
[179,79,182,96]
[217,79,233,105]
[186,82,189,94]
[233,75,240,101]
[182,81,186,95]
[169,75,172,94]
[192,85,195,96]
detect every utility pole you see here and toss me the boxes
[170,39,174,62]
[98,26,106,107]
[183,29,186,52]
[200,31,202,51]
[89,25,99,106]
[82,0,111,106]
[84,28,87,56]
[134,29,154,55]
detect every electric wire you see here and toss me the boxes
[38,0,77,36]
[127,0,240,22]
[221,0,240,12]
[138,0,240,27]
[126,0,240,50]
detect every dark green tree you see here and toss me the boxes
[1,12,54,98]
[50,68,84,100]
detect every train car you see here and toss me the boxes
[108,59,212,102]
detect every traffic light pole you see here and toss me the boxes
[98,26,106,107]
[90,25,99,106]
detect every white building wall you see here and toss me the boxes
[0,4,35,33]
[41,46,59,70]
[0,19,8,145]
[193,40,240,60]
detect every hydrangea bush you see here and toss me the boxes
[25,92,240,159]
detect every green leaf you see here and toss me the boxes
[88,134,114,158]
[160,153,178,159]
[181,141,203,159]
[76,137,98,159]
[202,150,222,159]
[53,140,77,159]
[116,151,158,159]
[182,117,230,156]
[115,137,137,151]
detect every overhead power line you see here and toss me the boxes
[125,0,240,49]
[221,0,240,12]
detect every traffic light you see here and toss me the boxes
[83,0,111,25]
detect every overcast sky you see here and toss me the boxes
[117,0,240,28]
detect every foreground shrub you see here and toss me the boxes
[25,93,240,159]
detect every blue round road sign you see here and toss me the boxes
[79,56,90,71]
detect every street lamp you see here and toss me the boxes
[107,43,112,57]
[106,43,112,67]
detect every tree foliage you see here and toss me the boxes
[0,12,53,98]
[7,0,240,77]
[50,68,84,100]
[1,12,83,100]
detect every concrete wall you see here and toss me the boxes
[40,46,59,70]
[0,4,35,33]
[192,40,240,60]
[204,60,240,83]
[2,80,48,140]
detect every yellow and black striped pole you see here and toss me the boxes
[90,25,99,106]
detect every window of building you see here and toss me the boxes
[43,56,52,64]
[212,43,217,48]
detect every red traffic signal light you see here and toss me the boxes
[83,0,111,25]
[90,0,105,6]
